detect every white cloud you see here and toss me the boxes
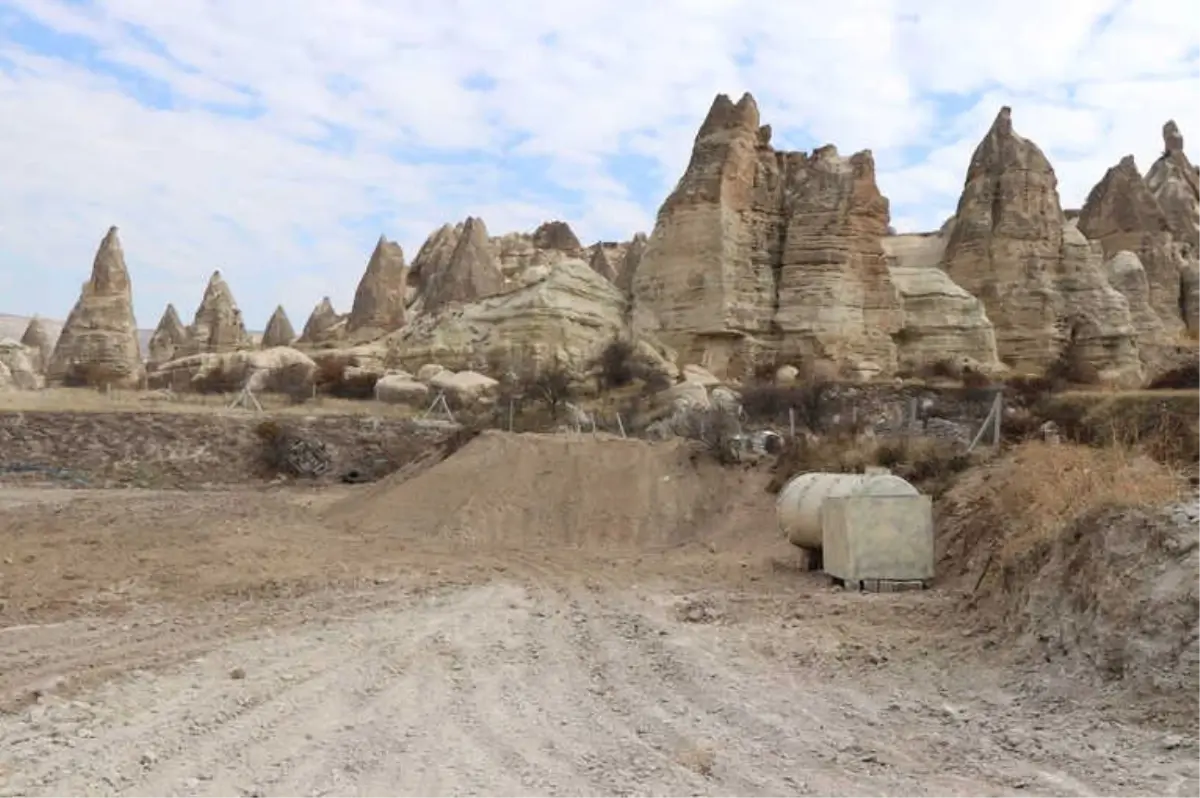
[0,0,1196,329]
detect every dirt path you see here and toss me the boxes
[2,575,1196,797]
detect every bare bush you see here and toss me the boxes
[674,405,743,465]
[741,379,835,432]
[313,357,377,399]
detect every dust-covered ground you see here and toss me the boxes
[0,432,1197,797]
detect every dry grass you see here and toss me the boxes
[768,433,973,497]
[1038,389,1199,467]
[0,387,423,418]
[938,441,1185,583]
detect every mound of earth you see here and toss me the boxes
[325,430,773,551]
[937,442,1197,730]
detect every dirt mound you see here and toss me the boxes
[937,441,1197,728]
[326,430,771,551]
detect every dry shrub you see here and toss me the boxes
[1039,391,1199,467]
[767,433,971,496]
[192,362,245,395]
[313,357,377,399]
[257,362,315,403]
[1044,341,1101,387]
[938,442,1184,586]
[674,405,743,465]
[741,380,835,431]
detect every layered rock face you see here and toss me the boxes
[183,271,252,355]
[19,317,52,374]
[346,235,408,341]
[409,222,463,294]
[1146,121,1200,250]
[632,92,902,378]
[0,339,42,389]
[490,220,583,282]
[940,107,1141,381]
[1077,155,1185,343]
[886,264,1000,371]
[616,233,647,296]
[261,305,296,348]
[47,226,145,387]
[588,245,619,284]
[419,217,505,314]
[389,258,626,376]
[147,303,189,370]
[296,297,346,347]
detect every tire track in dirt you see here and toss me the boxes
[2,579,1196,797]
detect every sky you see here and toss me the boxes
[0,0,1197,332]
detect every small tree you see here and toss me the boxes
[523,358,575,420]
[593,337,637,390]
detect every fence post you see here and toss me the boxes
[789,407,796,440]
[616,412,626,439]
[991,391,1003,446]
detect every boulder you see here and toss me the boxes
[775,364,799,383]
[147,303,189,371]
[261,305,296,348]
[429,369,499,405]
[184,271,253,355]
[389,258,628,378]
[47,226,144,388]
[888,265,1001,372]
[940,107,1140,382]
[416,363,448,383]
[19,317,52,374]
[346,235,408,341]
[632,92,902,379]
[374,374,430,406]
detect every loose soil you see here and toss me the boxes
[0,432,1196,797]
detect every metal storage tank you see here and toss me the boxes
[776,472,920,549]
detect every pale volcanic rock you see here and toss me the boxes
[1182,262,1200,336]
[1103,251,1166,345]
[420,217,505,314]
[889,266,1001,371]
[184,271,253,355]
[409,222,463,295]
[347,235,408,341]
[388,258,627,377]
[147,303,189,370]
[632,92,902,379]
[19,316,52,374]
[1146,120,1200,249]
[588,245,619,284]
[941,107,1140,380]
[261,305,297,348]
[1078,155,1183,339]
[0,338,42,389]
[47,226,144,387]
[616,232,648,296]
[297,297,346,347]
[881,232,947,271]
[532,221,583,253]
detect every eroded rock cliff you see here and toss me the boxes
[296,297,346,348]
[631,92,902,379]
[47,226,144,387]
[147,303,189,370]
[261,305,296,348]
[419,217,505,314]
[183,271,253,355]
[346,235,408,341]
[940,107,1141,382]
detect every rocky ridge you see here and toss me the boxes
[147,303,189,371]
[24,95,1199,392]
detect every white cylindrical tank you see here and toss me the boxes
[776,472,920,549]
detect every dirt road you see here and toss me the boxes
[2,571,1196,797]
[1,432,1197,797]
